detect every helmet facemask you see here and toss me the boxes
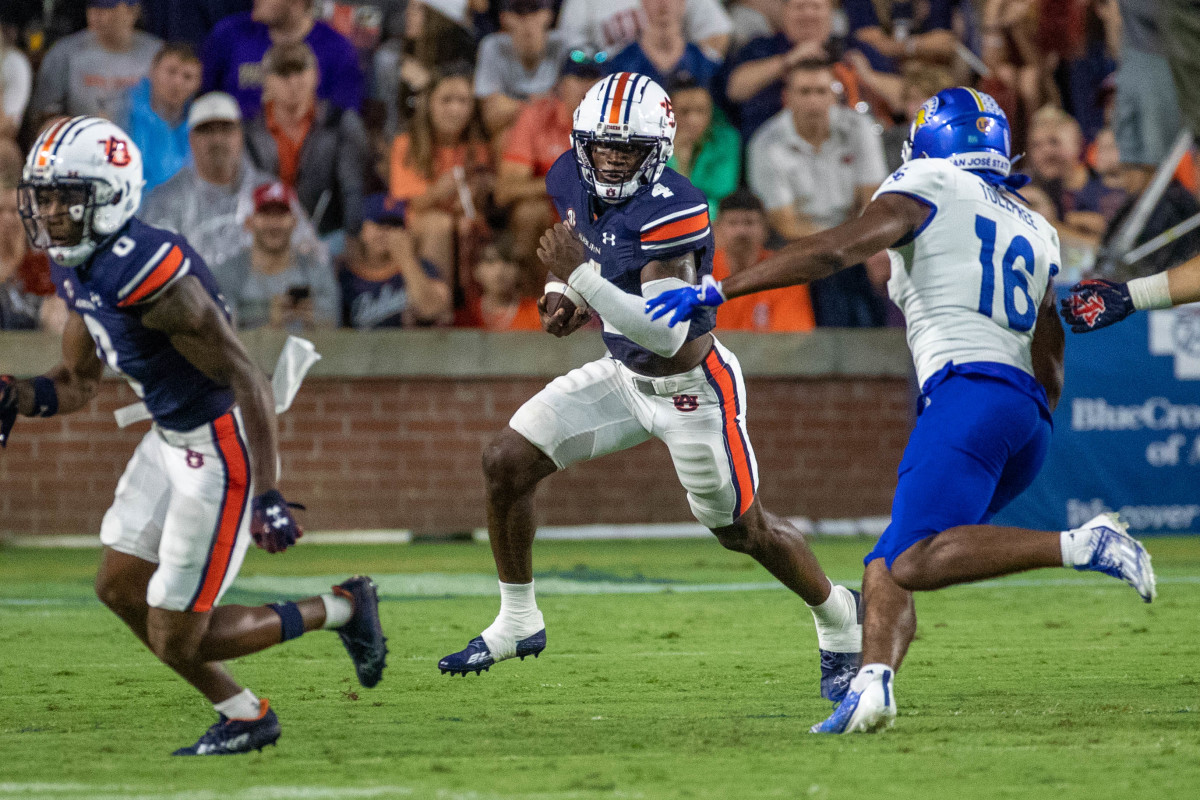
[574,133,665,203]
[17,178,115,267]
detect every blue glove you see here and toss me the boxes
[645,275,726,327]
[0,376,17,449]
[1060,279,1135,333]
[250,489,305,553]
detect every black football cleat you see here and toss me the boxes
[332,575,389,688]
[172,699,281,756]
[438,629,546,676]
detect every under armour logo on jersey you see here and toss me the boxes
[101,136,132,167]
[602,232,616,246]
[265,504,288,529]
[673,395,699,412]
[1070,294,1107,328]
[185,449,204,469]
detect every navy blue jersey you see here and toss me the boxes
[51,218,236,432]
[545,152,716,374]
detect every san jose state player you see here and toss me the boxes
[0,117,387,755]
[647,88,1158,732]
[439,73,864,701]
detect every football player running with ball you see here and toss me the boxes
[0,118,387,755]
[439,73,864,702]
[647,88,1157,733]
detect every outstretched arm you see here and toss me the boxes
[141,276,277,492]
[1060,253,1200,333]
[1,312,105,447]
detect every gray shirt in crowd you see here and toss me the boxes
[474,30,572,101]
[29,29,162,121]
[1118,0,1165,55]
[141,157,321,277]
[747,105,888,232]
[218,246,341,330]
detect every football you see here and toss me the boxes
[543,284,590,319]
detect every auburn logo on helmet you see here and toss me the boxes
[102,137,132,167]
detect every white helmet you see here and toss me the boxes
[571,72,675,203]
[19,116,144,267]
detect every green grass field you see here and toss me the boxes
[2,536,1198,800]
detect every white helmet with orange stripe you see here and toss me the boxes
[19,116,144,267]
[572,72,675,203]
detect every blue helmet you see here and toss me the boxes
[903,87,1014,177]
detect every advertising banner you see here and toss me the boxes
[994,302,1200,535]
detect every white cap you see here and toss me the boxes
[188,92,242,130]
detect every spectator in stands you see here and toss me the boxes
[389,64,492,282]
[880,63,952,172]
[338,192,452,328]
[119,43,203,193]
[747,59,886,241]
[747,59,888,327]
[201,0,363,118]
[316,0,405,76]
[495,56,602,289]
[474,0,570,136]
[460,235,543,330]
[220,180,340,330]
[244,42,368,249]
[665,73,740,219]
[724,0,860,140]
[375,0,479,135]
[843,0,956,75]
[556,0,732,59]
[1113,0,1184,189]
[604,0,720,90]
[1039,0,1119,143]
[727,0,780,54]
[979,0,1050,153]
[28,0,163,124]
[1,36,33,140]
[143,91,320,276]
[711,189,815,332]
[140,1,253,49]
[1027,106,1126,242]
[0,156,66,332]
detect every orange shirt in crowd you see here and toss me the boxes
[712,249,815,332]
[264,101,315,187]
[503,95,574,178]
[461,296,543,331]
[389,134,492,204]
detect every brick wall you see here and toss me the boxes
[0,377,913,536]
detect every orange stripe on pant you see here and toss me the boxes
[191,413,249,613]
[703,349,755,519]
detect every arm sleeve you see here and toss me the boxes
[684,0,733,42]
[567,264,692,357]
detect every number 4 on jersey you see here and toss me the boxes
[651,184,674,199]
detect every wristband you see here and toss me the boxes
[1127,272,1172,311]
[30,376,58,418]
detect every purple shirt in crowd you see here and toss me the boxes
[201,12,364,117]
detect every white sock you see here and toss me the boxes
[849,662,893,694]
[481,581,544,659]
[214,688,261,720]
[1060,528,1093,568]
[807,583,860,652]
[320,593,354,629]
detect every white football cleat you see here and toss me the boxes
[1068,513,1157,603]
[810,665,897,734]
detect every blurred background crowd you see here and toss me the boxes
[1,0,1197,336]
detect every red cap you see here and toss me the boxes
[253,181,296,212]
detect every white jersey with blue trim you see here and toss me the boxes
[874,158,1061,387]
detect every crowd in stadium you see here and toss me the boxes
[1,0,1196,335]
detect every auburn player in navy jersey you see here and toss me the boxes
[439,73,864,702]
[0,117,387,755]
